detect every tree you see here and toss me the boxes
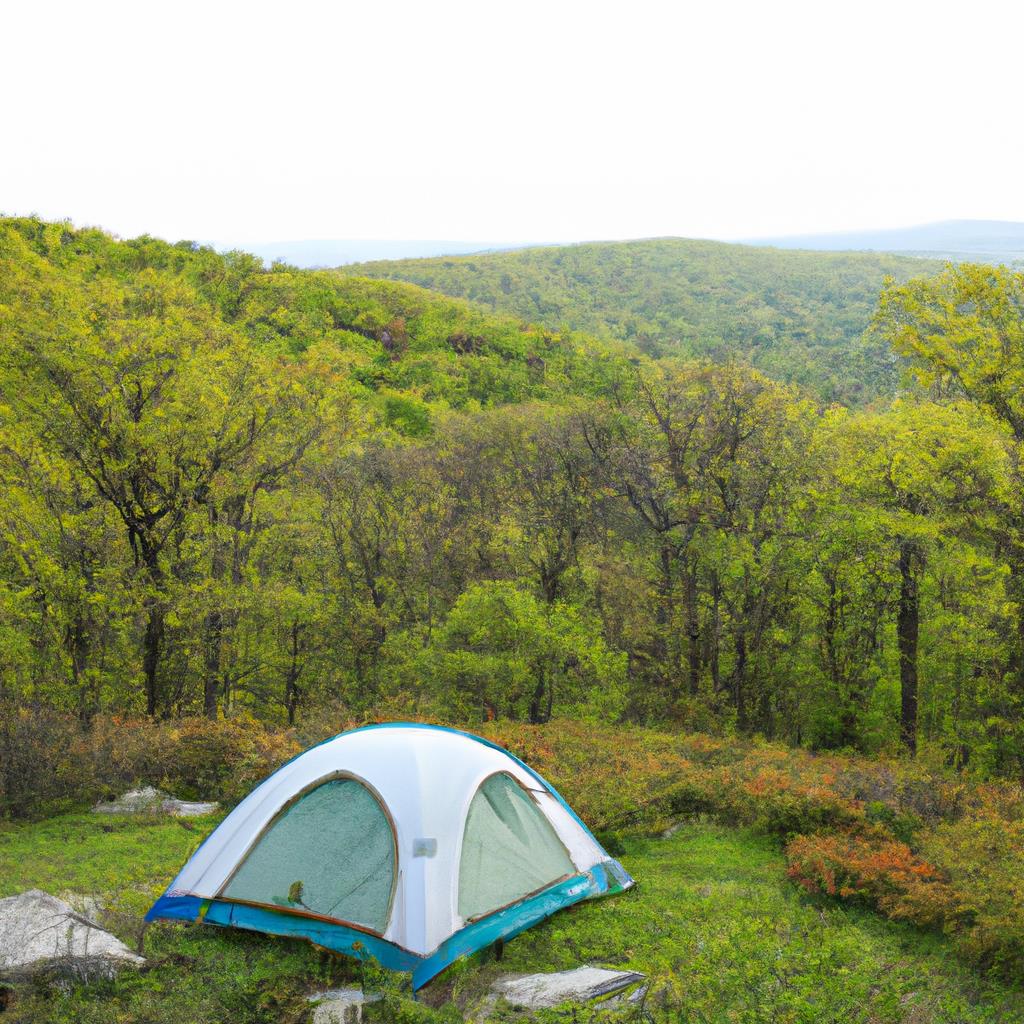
[827,401,1008,753]
[0,237,328,715]
[877,266,1024,697]
[427,581,626,723]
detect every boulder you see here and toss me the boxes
[92,786,219,817]
[492,967,646,1010]
[58,892,104,922]
[0,889,144,982]
[307,988,382,1023]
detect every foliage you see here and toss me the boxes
[0,706,300,818]
[424,582,627,722]
[2,218,1023,777]
[343,237,939,405]
[785,831,962,924]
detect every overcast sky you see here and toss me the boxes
[4,0,1023,247]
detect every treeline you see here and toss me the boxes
[343,237,937,406]
[1,220,1022,777]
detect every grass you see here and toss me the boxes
[0,814,1021,1023]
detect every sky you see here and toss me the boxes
[4,0,1024,248]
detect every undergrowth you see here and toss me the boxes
[2,711,1023,986]
[1,817,1020,1022]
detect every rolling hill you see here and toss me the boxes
[0,218,625,427]
[745,219,1024,264]
[340,238,940,405]
[219,238,534,268]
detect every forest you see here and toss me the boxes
[1,216,1022,780]
[343,238,937,406]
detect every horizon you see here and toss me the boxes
[7,213,1024,268]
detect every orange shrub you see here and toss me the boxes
[786,831,966,929]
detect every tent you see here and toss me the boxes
[146,723,634,988]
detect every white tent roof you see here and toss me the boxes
[163,724,614,957]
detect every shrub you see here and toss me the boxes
[785,830,961,924]
[784,828,1024,981]
[0,706,301,819]
[920,813,1024,978]
[0,702,85,818]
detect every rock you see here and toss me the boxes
[92,786,218,817]
[0,889,144,982]
[164,797,220,817]
[307,988,382,1023]
[58,892,104,922]
[492,966,646,1010]
[93,785,166,814]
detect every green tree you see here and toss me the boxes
[427,581,626,722]
[827,401,1008,753]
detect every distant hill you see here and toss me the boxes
[340,238,939,406]
[745,219,1024,265]
[0,218,622,421]
[217,238,537,268]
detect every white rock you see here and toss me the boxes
[307,988,382,1024]
[0,889,144,982]
[58,892,104,922]
[493,966,646,1009]
[92,786,219,817]
[164,798,220,817]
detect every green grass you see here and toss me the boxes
[0,815,1019,1023]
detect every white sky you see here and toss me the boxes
[3,0,1023,246]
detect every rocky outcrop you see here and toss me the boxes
[92,786,218,817]
[307,987,382,1023]
[489,966,646,1011]
[0,890,144,982]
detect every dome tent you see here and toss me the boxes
[146,723,633,989]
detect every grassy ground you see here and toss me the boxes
[1,814,1021,1023]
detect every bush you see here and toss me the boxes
[0,703,85,818]
[785,831,962,926]
[785,820,1024,981]
[920,812,1024,978]
[85,715,301,804]
[0,704,300,819]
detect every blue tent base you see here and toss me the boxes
[147,858,633,989]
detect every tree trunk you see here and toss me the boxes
[528,665,547,724]
[709,571,722,693]
[655,542,672,635]
[284,620,304,726]
[142,602,164,718]
[897,539,921,755]
[1010,557,1024,698]
[734,630,748,731]
[68,610,92,728]
[202,503,225,719]
[203,609,222,719]
[684,558,701,696]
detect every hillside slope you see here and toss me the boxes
[0,218,625,426]
[341,238,939,405]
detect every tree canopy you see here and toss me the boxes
[1,218,1022,779]
[342,238,939,406]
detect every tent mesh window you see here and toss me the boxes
[458,772,575,921]
[222,777,394,932]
